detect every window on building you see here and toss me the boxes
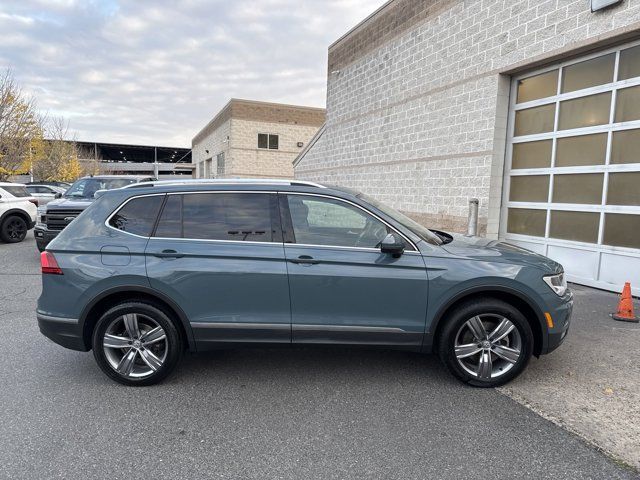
[258,133,279,150]
[286,195,389,248]
[110,195,164,236]
[216,152,225,176]
[154,193,273,242]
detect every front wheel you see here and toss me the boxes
[437,299,533,387]
[92,302,183,386]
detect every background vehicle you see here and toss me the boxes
[34,175,154,252]
[0,182,38,243]
[37,179,573,387]
[25,184,67,205]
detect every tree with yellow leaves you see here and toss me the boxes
[0,69,44,180]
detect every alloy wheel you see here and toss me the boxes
[454,314,522,380]
[6,218,26,240]
[102,313,168,378]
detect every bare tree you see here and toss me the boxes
[32,117,83,181]
[0,69,43,180]
[76,145,102,177]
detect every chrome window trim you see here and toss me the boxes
[105,189,420,252]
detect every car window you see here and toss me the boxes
[1,185,30,197]
[109,195,164,236]
[286,195,390,249]
[154,193,274,242]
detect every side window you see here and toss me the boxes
[286,195,390,248]
[110,195,164,236]
[155,193,274,242]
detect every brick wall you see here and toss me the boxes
[295,0,640,237]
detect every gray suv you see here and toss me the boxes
[37,179,573,387]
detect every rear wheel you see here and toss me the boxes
[437,299,533,387]
[0,215,28,243]
[92,302,182,386]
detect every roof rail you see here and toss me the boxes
[123,178,326,189]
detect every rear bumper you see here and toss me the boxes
[37,312,88,352]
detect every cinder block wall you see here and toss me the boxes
[228,119,320,178]
[295,0,640,237]
[192,119,231,178]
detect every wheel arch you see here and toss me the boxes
[79,285,196,352]
[428,285,546,357]
[0,208,31,226]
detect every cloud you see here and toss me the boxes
[0,0,386,147]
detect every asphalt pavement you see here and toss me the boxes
[0,234,637,479]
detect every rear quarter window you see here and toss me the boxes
[109,195,164,237]
[1,185,30,197]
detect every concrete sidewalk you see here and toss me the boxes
[500,284,640,470]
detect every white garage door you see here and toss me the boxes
[501,40,640,296]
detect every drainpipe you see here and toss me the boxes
[467,198,479,237]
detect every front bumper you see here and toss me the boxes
[544,289,573,354]
[37,312,88,352]
[34,226,59,250]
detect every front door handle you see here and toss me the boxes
[152,249,184,259]
[289,255,319,265]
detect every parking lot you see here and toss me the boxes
[0,234,638,479]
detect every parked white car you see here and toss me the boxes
[0,183,38,243]
[25,184,66,205]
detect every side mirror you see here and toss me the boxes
[94,189,107,199]
[54,193,62,199]
[380,233,405,257]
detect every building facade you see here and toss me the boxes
[192,99,325,179]
[295,0,640,294]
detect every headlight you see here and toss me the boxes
[543,272,567,296]
[36,206,47,226]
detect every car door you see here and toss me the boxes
[145,191,291,349]
[280,193,429,347]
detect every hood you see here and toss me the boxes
[439,233,562,273]
[44,196,94,211]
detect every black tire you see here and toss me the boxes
[0,215,28,243]
[92,301,183,386]
[437,299,533,388]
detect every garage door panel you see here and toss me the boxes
[547,246,599,280]
[599,253,640,288]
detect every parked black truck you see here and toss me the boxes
[35,175,154,252]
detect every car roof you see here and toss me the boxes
[0,182,26,186]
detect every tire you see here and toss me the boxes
[0,215,28,243]
[437,299,533,388]
[92,301,183,386]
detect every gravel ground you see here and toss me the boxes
[0,234,637,479]
[499,283,640,470]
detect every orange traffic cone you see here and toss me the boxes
[611,282,639,323]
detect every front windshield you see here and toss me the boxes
[356,192,443,246]
[65,178,137,199]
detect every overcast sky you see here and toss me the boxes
[0,0,386,147]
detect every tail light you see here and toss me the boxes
[41,251,63,275]
[29,198,39,207]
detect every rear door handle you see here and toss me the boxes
[152,249,184,259]
[289,255,319,265]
